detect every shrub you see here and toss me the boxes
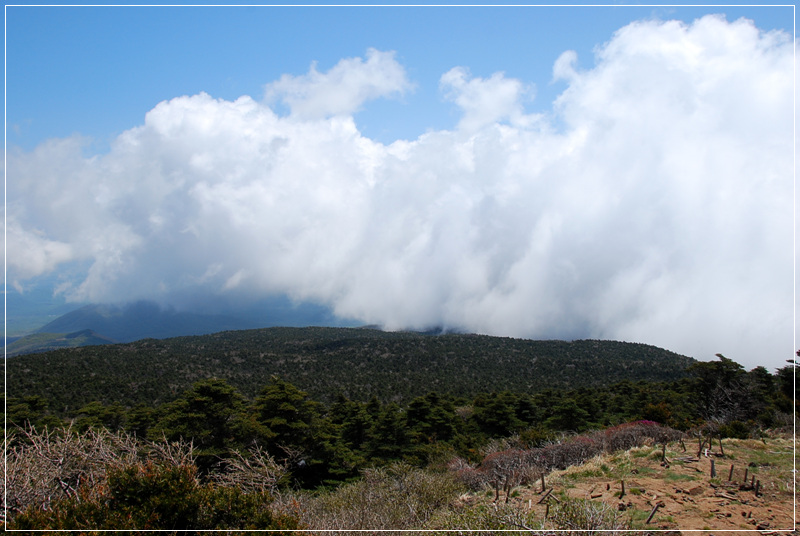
[297,462,465,531]
[447,457,487,491]
[211,444,289,493]
[547,497,633,534]
[437,501,540,534]
[2,425,143,519]
[718,420,751,439]
[458,422,684,494]
[7,462,302,532]
[440,497,645,535]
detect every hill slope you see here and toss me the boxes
[6,330,118,357]
[5,327,696,412]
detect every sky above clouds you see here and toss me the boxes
[5,5,796,371]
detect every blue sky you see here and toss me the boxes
[5,4,796,371]
[7,5,794,148]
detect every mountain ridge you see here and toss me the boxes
[4,326,696,413]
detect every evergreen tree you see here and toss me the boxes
[406,392,457,443]
[366,402,410,461]
[150,378,255,471]
[253,376,320,455]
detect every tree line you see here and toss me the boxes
[6,354,795,489]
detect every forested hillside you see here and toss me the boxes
[4,329,795,530]
[5,326,695,412]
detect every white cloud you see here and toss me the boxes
[265,48,412,119]
[552,50,578,83]
[440,66,538,131]
[6,219,75,287]
[7,18,795,371]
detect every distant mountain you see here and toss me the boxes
[34,301,258,343]
[5,329,117,357]
[5,283,82,336]
[5,326,697,412]
[23,298,357,351]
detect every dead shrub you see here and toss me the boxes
[2,424,208,525]
[2,425,143,520]
[296,462,465,532]
[211,444,289,494]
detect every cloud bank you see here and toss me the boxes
[7,16,794,368]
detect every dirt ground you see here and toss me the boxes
[492,434,796,534]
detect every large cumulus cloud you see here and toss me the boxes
[7,15,794,368]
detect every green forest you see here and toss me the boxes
[3,328,796,533]
[5,326,696,411]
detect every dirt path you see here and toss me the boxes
[500,435,796,534]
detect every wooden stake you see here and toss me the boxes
[718,435,725,456]
[541,474,546,493]
[754,480,761,497]
[537,488,553,504]
[710,459,716,478]
[645,502,663,524]
[728,464,734,481]
[743,467,749,483]
[545,503,550,519]
[620,480,626,499]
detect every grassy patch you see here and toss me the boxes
[568,468,605,479]
[631,447,654,459]
[632,466,656,477]
[663,471,697,482]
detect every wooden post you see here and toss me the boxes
[710,459,716,478]
[728,464,734,481]
[541,474,546,493]
[718,435,725,456]
[743,467,749,483]
[754,480,761,497]
[645,502,663,524]
[620,480,626,499]
[545,503,550,519]
[661,443,667,463]
[537,488,553,504]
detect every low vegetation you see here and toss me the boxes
[5,420,794,533]
[2,334,796,532]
